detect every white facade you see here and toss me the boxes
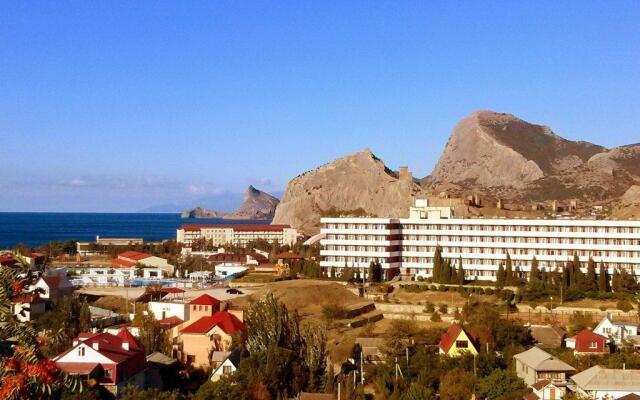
[177,224,298,247]
[147,300,189,321]
[72,266,166,286]
[320,200,640,281]
[210,356,237,382]
[593,315,638,344]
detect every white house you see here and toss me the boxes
[571,365,640,399]
[210,351,240,382]
[148,300,190,322]
[73,266,166,286]
[529,379,566,400]
[32,270,74,302]
[593,315,638,344]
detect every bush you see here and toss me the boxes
[430,285,437,291]
[438,285,448,292]
[617,299,634,313]
[484,288,494,296]
[424,302,435,313]
[321,303,348,321]
[439,304,448,314]
[430,311,442,322]
[417,275,425,282]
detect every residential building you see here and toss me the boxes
[177,224,298,248]
[53,329,147,396]
[565,330,608,355]
[527,379,566,400]
[12,293,45,322]
[593,314,638,344]
[438,324,479,357]
[114,251,175,275]
[571,365,640,399]
[210,351,240,382]
[206,251,269,267]
[148,299,190,322]
[320,199,640,281]
[355,337,385,364]
[187,294,222,321]
[513,347,576,386]
[76,236,145,256]
[177,311,245,366]
[31,269,74,302]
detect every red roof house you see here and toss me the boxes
[188,294,223,321]
[438,324,479,356]
[178,311,246,366]
[53,328,147,395]
[574,330,608,355]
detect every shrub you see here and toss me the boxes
[484,288,494,296]
[439,304,448,314]
[321,303,348,321]
[430,311,442,322]
[430,285,437,291]
[417,276,425,282]
[617,299,634,313]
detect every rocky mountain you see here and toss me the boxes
[428,111,640,202]
[271,149,430,233]
[182,186,279,220]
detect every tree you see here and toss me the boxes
[439,368,476,400]
[585,257,598,292]
[477,369,526,400]
[496,263,505,290]
[505,253,513,285]
[432,246,442,283]
[0,263,81,399]
[79,301,92,332]
[598,264,608,293]
[529,257,539,283]
[368,261,382,283]
[134,310,171,355]
[456,257,465,285]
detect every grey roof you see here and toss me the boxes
[530,325,566,348]
[146,352,177,366]
[513,346,576,372]
[211,351,232,363]
[572,366,640,391]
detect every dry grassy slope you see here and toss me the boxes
[233,280,368,320]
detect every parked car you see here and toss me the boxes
[226,288,243,295]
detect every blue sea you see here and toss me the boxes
[0,212,271,248]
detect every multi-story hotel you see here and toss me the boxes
[177,224,298,248]
[320,200,640,281]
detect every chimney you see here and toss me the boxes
[122,342,130,351]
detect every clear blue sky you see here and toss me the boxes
[1,1,638,212]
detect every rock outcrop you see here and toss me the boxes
[182,186,279,220]
[271,149,429,233]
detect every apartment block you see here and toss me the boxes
[320,200,640,281]
[177,224,298,248]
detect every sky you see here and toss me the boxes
[1,1,639,212]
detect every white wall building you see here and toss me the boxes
[320,199,640,281]
[571,365,640,399]
[593,315,638,344]
[214,264,248,279]
[177,224,298,248]
[147,300,189,322]
[71,266,167,286]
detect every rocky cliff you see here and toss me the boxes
[182,185,279,220]
[428,111,640,202]
[271,149,429,233]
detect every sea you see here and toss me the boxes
[0,212,271,248]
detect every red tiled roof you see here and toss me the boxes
[116,328,144,352]
[181,224,291,232]
[111,258,136,268]
[180,311,245,335]
[531,379,551,390]
[158,316,184,327]
[118,251,151,260]
[162,287,185,294]
[189,294,221,306]
[57,330,145,364]
[439,324,476,353]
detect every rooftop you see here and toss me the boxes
[513,346,576,372]
[572,365,640,391]
[180,311,245,335]
[181,223,291,232]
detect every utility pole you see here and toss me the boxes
[360,350,364,384]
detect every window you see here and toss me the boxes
[78,347,85,357]
[104,368,112,379]
[223,365,232,374]
[589,341,597,349]
[456,340,468,348]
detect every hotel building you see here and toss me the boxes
[177,224,298,248]
[320,200,640,281]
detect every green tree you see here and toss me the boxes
[529,257,539,282]
[79,301,92,332]
[432,246,442,283]
[598,264,608,293]
[456,257,465,285]
[477,369,526,400]
[134,310,171,355]
[504,253,513,285]
[496,263,505,290]
[585,257,598,292]
[439,368,476,400]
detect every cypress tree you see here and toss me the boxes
[505,253,513,285]
[433,246,442,283]
[457,256,465,285]
[442,259,451,284]
[612,268,621,293]
[573,254,585,290]
[529,257,539,282]
[496,263,505,290]
[586,257,598,292]
[598,263,608,293]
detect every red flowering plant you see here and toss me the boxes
[0,259,82,399]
